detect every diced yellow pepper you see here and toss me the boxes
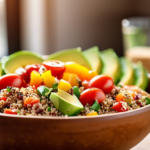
[42,70,55,88]
[58,79,72,92]
[87,111,98,116]
[65,62,97,81]
[30,71,43,87]
[62,72,79,87]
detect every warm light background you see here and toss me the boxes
[1,0,150,57]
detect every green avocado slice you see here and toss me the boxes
[47,47,92,70]
[133,62,149,90]
[1,56,9,76]
[119,57,135,85]
[50,89,84,116]
[3,51,43,74]
[0,60,2,77]
[83,46,102,74]
[100,49,121,84]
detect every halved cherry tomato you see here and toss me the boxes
[24,96,40,106]
[112,102,128,112]
[0,97,7,101]
[0,74,27,90]
[4,109,17,115]
[43,60,66,78]
[15,64,41,83]
[79,88,106,106]
[88,75,114,94]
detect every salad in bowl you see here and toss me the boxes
[0,47,150,150]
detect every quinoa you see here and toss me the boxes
[0,84,150,117]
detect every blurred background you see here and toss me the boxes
[1,0,150,58]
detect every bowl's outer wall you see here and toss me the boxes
[0,106,150,150]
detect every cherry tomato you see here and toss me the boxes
[4,109,17,115]
[43,60,66,78]
[0,74,27,90]
[0,97,7,101]
[112,102,128,112]
[79,88,106,106]
[15,64,41,83]
[88,75,114,94]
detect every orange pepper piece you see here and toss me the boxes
[87,111,98,116]
[116,93,125,102]
[62,72,79,87]
[24,96,40,106]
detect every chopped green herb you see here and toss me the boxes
[117,84,123,88]
[145,97,150,105]
[7,86,11,92]
[45,88,53,97]
[37,86,50,96]
[52,83,58,89]
[72,86,80,99]
[16,110,20,115]
[47,107,51,112]
[91,100,100,113]
[40,98,42,102]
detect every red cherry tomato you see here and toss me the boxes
[4,109,17,115]
[112,102,128,112]
[15,64,41,83]
[43,60,66,77]
[79,88,106,106]
[88,75,114,94]
[0,74,27,90]
[0,97,7,101]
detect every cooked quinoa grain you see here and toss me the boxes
[0,84,150,116]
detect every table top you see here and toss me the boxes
[131,133,150,150]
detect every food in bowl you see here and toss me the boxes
[0,49,150,117]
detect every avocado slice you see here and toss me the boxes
[47,47,92,70]
[133,62,149,90]
[50,89,84,116]
[0,60,2,77]
[1,56,9,76]
[100,49,121,84]
[83,46,102,74]
[119,57,134,85]
[3,51,43,74]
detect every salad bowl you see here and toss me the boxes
[0,49,150,150]
[1,102,150,150]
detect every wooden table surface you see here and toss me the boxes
[131,133,150,150]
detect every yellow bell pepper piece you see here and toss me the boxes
[65,62,97,81]
[58,79,72,92]
[42,70,55,88]
[30,71,43,87]
[87,111,98,116]
[62,72,79,87]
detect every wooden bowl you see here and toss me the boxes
[1,76,150,150]
[0,104,150,150]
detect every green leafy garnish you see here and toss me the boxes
[91,101,100,113]
[45,88,53,97]
[117,84,123,88]
[40,98,42,102]
[7,86,11,92]
[52,83,58,89]
[47,107,51,112]
[145,97,150,105]
[73,86,80,99]
[37,86,50,96]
